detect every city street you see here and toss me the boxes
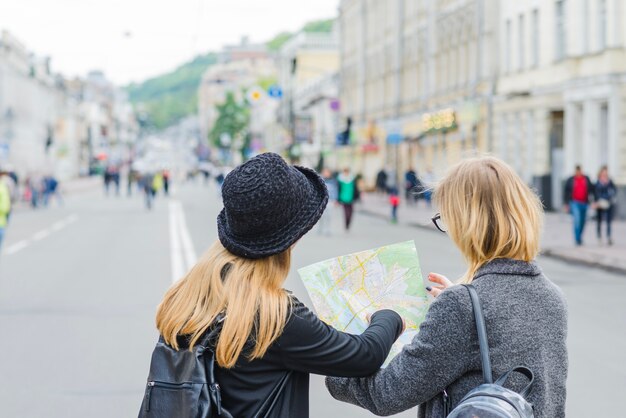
[0,181,624,418]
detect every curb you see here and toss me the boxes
[358,206,626,276]
[541,249,626,276]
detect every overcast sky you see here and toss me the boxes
[1,0,338,85]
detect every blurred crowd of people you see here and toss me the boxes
[0,168,63,252]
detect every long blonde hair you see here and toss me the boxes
[434,156,543,283]
[156,241,292,368]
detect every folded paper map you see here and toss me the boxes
[298,240,430,366]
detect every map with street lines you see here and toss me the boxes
[298,240,430,365]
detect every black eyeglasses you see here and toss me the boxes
[431,213,447,233]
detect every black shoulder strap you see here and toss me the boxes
[253,370,293,418]
[463,284,493,384]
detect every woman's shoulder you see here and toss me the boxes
[284,294,316,324]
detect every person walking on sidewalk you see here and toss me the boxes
[389,187,400,223]
[404,168,421,206]
[326,156,568,417]
[0,169,12,252]
[318,168,337,236]
[143,153,403,417]
[376,168,388,194]
[337,168,358,231]
[564,165,594,246]
[594,165,617,246]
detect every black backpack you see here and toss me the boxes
[138,329,233,418]
[445,285,535,417]
[139,327,291,418]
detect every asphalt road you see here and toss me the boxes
[0,181,624,417]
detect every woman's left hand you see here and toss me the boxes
[426,272,453,298]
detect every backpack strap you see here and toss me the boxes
[253,370,293,418]
[463,284,493,384]
[494,366,535,398]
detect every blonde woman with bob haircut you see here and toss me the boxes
[148,153,404,418]
[327,156,568,417]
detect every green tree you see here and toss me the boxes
[209,92,250,150]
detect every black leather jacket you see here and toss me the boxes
[214,296,403,417]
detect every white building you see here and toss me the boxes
[0,31,57,177]
[0,32,137,180]
[494,0,626,213]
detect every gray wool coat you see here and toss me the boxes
[326,259,568,417]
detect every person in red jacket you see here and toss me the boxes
[563,165,595,246]
[389,187,400,223]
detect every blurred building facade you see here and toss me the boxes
[338,0,498,188]
[277,30,339,168]
[495,0,626,212]
[0,31,60,177]
[0,31,137,181]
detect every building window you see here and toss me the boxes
[518,14,525,70]
[506,19,512,72]
[598,0,607,50]
[555,0,567,60]
[531,9,539,66]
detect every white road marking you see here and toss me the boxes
[2,214,78,256]
[176,203,198,271]
[32,229,52,241]
[4,240,30,255]
[51,221,65,231]
[169,200,198,283]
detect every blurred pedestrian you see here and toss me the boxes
[127,169,136,197]
[152,172,164,197]
[0,169,11,251]
[564,165,594,246]
[318,168,337,236]
[162,170,170,196]
[1,169,18,207]
[376,168,388,194]
[389,187,400,223]
[215,170,226,196]
[337,168,358,231]
[404,168,421,206]
[140,173,155,210]
[26,175,43,208]
[42,175,61,207]
[422,168,435,207]
[140,153,402,417]
[594,166,617,246]
[104,164,121,196]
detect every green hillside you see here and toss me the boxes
[267,18,335,51]
[126,53,217,129]
[127,18,335,130]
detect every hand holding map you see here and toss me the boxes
[298,240,430,365]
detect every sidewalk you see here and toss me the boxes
[11,176,101,211]
[358,193,626,275]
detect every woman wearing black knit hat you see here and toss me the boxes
[145,153,404,418]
